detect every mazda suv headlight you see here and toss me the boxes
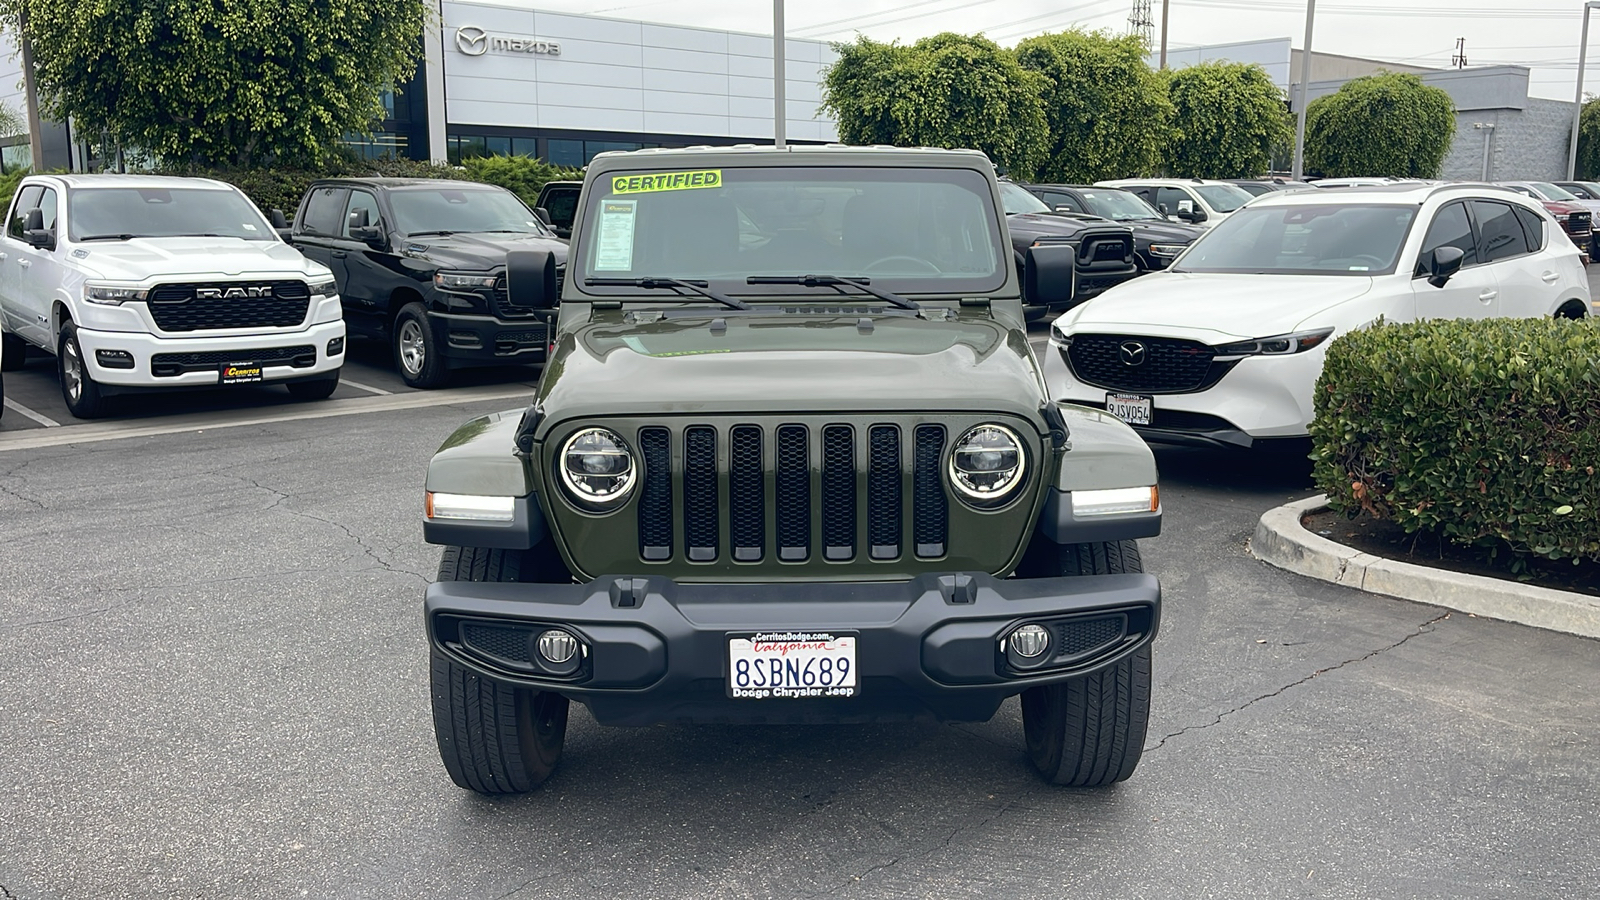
[1213,328,1334,360]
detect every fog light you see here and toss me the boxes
[95,349,135,369]
[536,629,579,665]
[1010,624,1050,659]
[326,337,344,356]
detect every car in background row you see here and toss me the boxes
[1227,178,1315,196]
[534,180,582,240]
[1019,183,1204,272]
[1,174,344,418]
[1045,182,1591,450]
[1094,178,1254,229]
[291,178,569,388]
[995,181,1139,319]
[1495,181,1593,262]
[1554,180,1600,207]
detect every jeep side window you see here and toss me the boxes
[1472,200,1529,263]
[343,190,381,238]
[302,187,348,236]
[7,185,41,239]
[1414,201,1477,277]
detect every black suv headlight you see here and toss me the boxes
[558,428,637,509]
[948,424,1026,507]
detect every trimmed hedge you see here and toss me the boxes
[1310,318,1600,565]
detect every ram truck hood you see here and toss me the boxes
[400,232,569,271]
[535,307,1048,430]
[1053,272,1377,343]
[71,238,330,282]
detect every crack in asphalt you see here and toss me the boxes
[232,475,429,586]
[1144,610,1453,753]
[1,882,17,899]
[0,458,46,509]
[813,797,1022,896]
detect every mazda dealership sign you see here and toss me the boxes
[454,25,560,57]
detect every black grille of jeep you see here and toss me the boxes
[633,422,949,565]
[144,281,311,331]
[1055,615,1126,660]
[150,344,316,376]
[460,623,533,664]
[1065,334,1236,394]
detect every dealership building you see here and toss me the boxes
[0,0,841,171]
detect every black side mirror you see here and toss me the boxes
[22,208,51,249]
[1025,242,1077,307]
[1179,208,1208,224]
[533,207,553,228]
[1427,245,1465,288]
[347,208,384,248]
[348,207,369,230]
[504,249,558,309]
[269,208,289,229]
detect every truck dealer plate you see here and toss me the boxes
[219,361,264,385]
[727,631,857,699]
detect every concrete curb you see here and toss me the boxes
[1252,494,1600,640]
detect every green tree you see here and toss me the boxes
[0,0,428,168]
[822,33,1049,178]
[1014,29,1171,183]
[1304,72,1456,178]
[0,100,22,137]
[1575,96,1600,181]
[1162,62,1292,179]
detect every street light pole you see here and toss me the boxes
[1566,1,1600,180]
[1158,0,1170,70]
[774,0,786,149]
[1291,0,1316,181]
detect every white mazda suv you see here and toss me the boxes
[1044,183,1593,449]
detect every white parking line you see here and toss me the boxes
[339,378,393,396]
[4,398,61,428]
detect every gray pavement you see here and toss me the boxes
[2,394,1598,899]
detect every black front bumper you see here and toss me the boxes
[428,311,549,368]
[426,571,1160,726]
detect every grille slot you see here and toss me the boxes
[821,425,856,561]
[460,623,533,664]
[683,427,718,562]
[149,344,315,375]
[144,281,311,332]
[913,425,948,558]
[637,428,672,561]
[775,425,811,561]
[1066,334,1222,393]
[1054,615,1127,661]
[867,425,901,560]
[730,425,764,562]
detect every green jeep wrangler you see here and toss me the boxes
[421,146,1163,793]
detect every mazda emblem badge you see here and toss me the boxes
[1119,341,1147,366]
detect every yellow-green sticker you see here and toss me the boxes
[611,170,722,195]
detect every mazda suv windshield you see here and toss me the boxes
[1172,203,1417,276]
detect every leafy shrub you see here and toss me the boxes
[461,155,582,208]
[1310,318,1600,566]
[0,166,29,214]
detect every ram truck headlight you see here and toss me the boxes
[434,272,498,291]
[1147,243,1188,258]
[559,427,637,508]
[309,278,338,297]
[83,283,147,306]
[1071,486,1159,517]
[425,492,516,523]
[1213,328,1334,359]
[948,424,1026,506]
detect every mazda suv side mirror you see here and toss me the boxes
[1426,246,1465,288]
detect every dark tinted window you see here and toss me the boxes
[1042,191,1085,213]
[1512,205,1546,251]
[7,185,41,238]
[343,190,381,238]
[542,186,579,229]
[1473,200,1530,262]
[1155,187,1193,214]
[1415,201,1477,276]
[301,187,348,235]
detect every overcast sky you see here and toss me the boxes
[474,0,1594,102]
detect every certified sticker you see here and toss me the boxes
[610,170,722,195]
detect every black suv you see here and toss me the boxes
[994,182,1138,319]
[291,178,569,388]
[1017,183,1204,272]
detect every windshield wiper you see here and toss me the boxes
[585,277,752,310]
[77,233,139,242]
[407,230,456,237]
[747,275,920,311]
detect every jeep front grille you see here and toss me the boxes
[144,281,311,332]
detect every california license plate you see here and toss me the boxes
[219,361,264,385]
[727,631,858,699]
[1106,392,1152,425]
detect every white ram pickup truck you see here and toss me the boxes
[0,174,345,418]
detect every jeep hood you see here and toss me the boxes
[535,309,1047,429]
[72,238,330,281]
[1054,272,1376,343]
[402,232,569,271]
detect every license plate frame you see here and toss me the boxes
[726,631,858,700]
[219,361,265,385]
[1105,392,1153,426]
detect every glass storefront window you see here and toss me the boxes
[548,139,583,167]
[343,132,408,160]
[512,137,540,158]
[485,135,511,156]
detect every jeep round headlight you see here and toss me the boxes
[559,427,636,508]
[948,424,1025,505]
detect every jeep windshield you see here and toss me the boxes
[69,187,277,242]
[389,187,552,237]
[1171,203,1418,276]
[577,166,1007,297]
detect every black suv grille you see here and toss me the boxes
[1066,334,1234,394]
[145,281,310,332]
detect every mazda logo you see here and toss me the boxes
[1118,341,1147,366]
[455,25,489,56]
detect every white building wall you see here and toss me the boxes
[0,32,28,131]
[438,2,838,142]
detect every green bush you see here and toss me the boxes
[461,155,582,208]
[0,166,29,214]
[1310,318,1600,566]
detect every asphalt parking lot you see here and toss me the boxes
[1,314,1597,899]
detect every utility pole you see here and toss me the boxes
[1568,2,1600,180]
[774,0,786,149]
[1128,0,1154,48]
[18,9,44,172]
[1291,0,1316,181]
[1452,37,1467,69]
[1158,0,1171,69]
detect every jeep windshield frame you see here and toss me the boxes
[573,165,1008,298]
